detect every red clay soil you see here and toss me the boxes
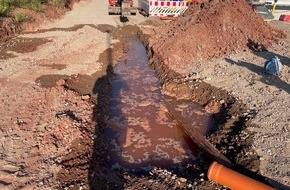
[149,0,285,74]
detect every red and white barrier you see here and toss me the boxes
[139,0,193,17]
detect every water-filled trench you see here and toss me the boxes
[105,37,215,173]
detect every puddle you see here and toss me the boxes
[106,38,215,173]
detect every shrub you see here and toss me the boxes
[0,0,11,16]
[1,0,65,19]
[14,12,31,23]
[0,0,42,12]
[14,0,42,12]
[49,0,63,6]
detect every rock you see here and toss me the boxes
[0,174,15,185]
[180,177,187,183]
[205,100,220,113]
[56,79,66,86]
[81,95,90,100]
[219,99,225,104]
[0,165,19,173]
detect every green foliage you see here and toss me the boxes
[49,0,63,6]
[0,0,11,16]
[0,0,64,17]
[0,0,41,13]
[14,0,42,11]
[14,12,30,23]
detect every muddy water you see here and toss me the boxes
[105,38,214,173]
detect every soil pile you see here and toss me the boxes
[149,0,285,74]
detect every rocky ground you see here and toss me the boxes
[0,0,289,189]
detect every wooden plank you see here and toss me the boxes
[164,102,232,167]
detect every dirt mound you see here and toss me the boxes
[149,0,285,74]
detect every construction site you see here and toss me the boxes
[0,0,289,189]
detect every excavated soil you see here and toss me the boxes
[148,0,285,76]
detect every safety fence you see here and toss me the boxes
[139,0,197,17]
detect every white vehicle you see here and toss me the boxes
[265,0,290,6]
[248,0,290,7]
[247,0,290,20]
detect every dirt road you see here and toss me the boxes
[0,0,289,189]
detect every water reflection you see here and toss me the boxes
[105,38,214,173]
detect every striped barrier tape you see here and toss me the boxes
[139,0,193,17]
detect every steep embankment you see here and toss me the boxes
[0,0,82,40]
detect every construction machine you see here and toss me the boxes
[247,0,276,20]
[108,0,137,16]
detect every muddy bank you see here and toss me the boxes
[137,0,290,189]
[59,24,256,189]
[137,0,290,188]
[52,24,276,189]
[0,82,96,189]
[139,29,268,187]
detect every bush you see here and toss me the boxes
[14,12,31,23]
[14,0,42,11]
[0,0,42,12]
[0,0,11,16]
[49,0,63,6]
[1,0,65,15]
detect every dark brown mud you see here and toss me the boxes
[0,37,52,59]
[35,74,70,88]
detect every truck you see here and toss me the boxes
[108,0,137,15]
[264,0,290,7]
[247,0,276,20]
[247,0,290,21]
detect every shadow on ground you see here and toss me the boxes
[87,29,126,189]
[225,58,290,94]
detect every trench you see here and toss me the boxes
[0,20,277,189]
[105,37,216,174]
